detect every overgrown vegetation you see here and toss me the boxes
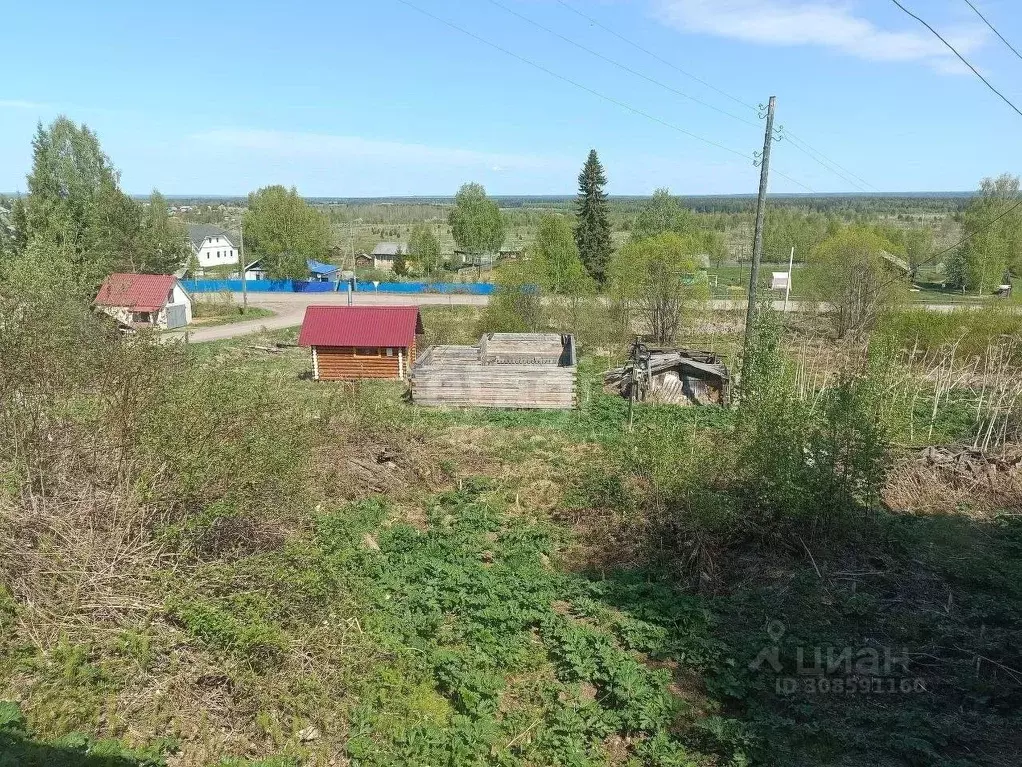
[3,117,1022,767]
[2,284,1021,764]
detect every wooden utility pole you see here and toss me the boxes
[783,245,794,314]
[741,95,777,383]
[240,221,248,314]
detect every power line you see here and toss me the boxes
[489,0,873,193]
[393,0,817,192]
[781,133,871,193]
[783,132,880,192]
[919,198,1022,272]
[553,0,759,112]
[962,0,1022,64]
[549,0,874,191]
[891,0,1022,119]
[484,0,759,128]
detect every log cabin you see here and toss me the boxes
[297,305,424,381]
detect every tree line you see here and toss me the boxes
[3,116,1015,309]
[0,117,190,287]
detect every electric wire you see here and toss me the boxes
[551,0,876,191]
[962,0,1022,64]
[891,0,1022,119]
[393,0,817,192]
[553,0,759,112]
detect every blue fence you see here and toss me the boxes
[182,279,497,296]
[357,282,496,295]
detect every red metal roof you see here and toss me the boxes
[298,305,424,348]
[94,273,178,312]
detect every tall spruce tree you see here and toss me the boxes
[574,150,612,285]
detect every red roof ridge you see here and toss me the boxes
[298,305,424,348]
[94,273,181,312]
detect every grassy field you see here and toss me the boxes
[3,301,1022,766]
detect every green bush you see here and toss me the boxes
[191,291,242,318]
[627,316,890,539]
[879,305,1022,360]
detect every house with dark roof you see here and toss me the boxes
[371,242,408,272]
[94,273,192,330]
[187,224,239,273]
[298,305,424,381]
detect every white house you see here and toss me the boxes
[187,224,240,272]
[93,273,193,330]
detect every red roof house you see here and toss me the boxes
[298,305,425,381]
[94,273,192,330]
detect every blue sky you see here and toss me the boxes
[1,0,1020,196]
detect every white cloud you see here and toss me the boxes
[653,0,987,72]
[0,99,46,109]
[189,128,560,172]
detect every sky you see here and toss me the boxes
[1,0,1021,196]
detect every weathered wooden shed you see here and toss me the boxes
[412,333,576,409]
[298,305,424,381]
[604,348,730,406]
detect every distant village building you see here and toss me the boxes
[298,305,424,381]
[243,257,341,282]
[187,224,239,272]
[93,273,192,330]
[354,252,374,269]
[771,271,790,292]
[452,246,523,268]
[371,242,408,271]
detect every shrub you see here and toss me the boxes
[879,305,1022,361]
[734,317,890,527]
[192,290,242,318]
[0,245,310,653]
[478,260,545,333]
[627,315,891,542]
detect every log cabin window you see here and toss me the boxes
[354,347,381,358]
[386,348,394,357]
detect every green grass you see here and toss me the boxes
[161,483,734,766]
[190,306,275,327]
[8,314,1022,766]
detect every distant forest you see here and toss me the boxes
[158,192,973,217]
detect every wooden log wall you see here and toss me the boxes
[411,362,576,409]
[314,341,415,381]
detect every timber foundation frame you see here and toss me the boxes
[412,333,577,410]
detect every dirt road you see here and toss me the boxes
[166,291,489,343]
[167,291,986,344]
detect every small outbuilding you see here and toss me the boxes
[604,348,730,406]
[412,333,577,410]
[243,258,341,282]
[771,271,790,291]
[371,242,408,271]
[298,305,424,381]
[94,273,192,330]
